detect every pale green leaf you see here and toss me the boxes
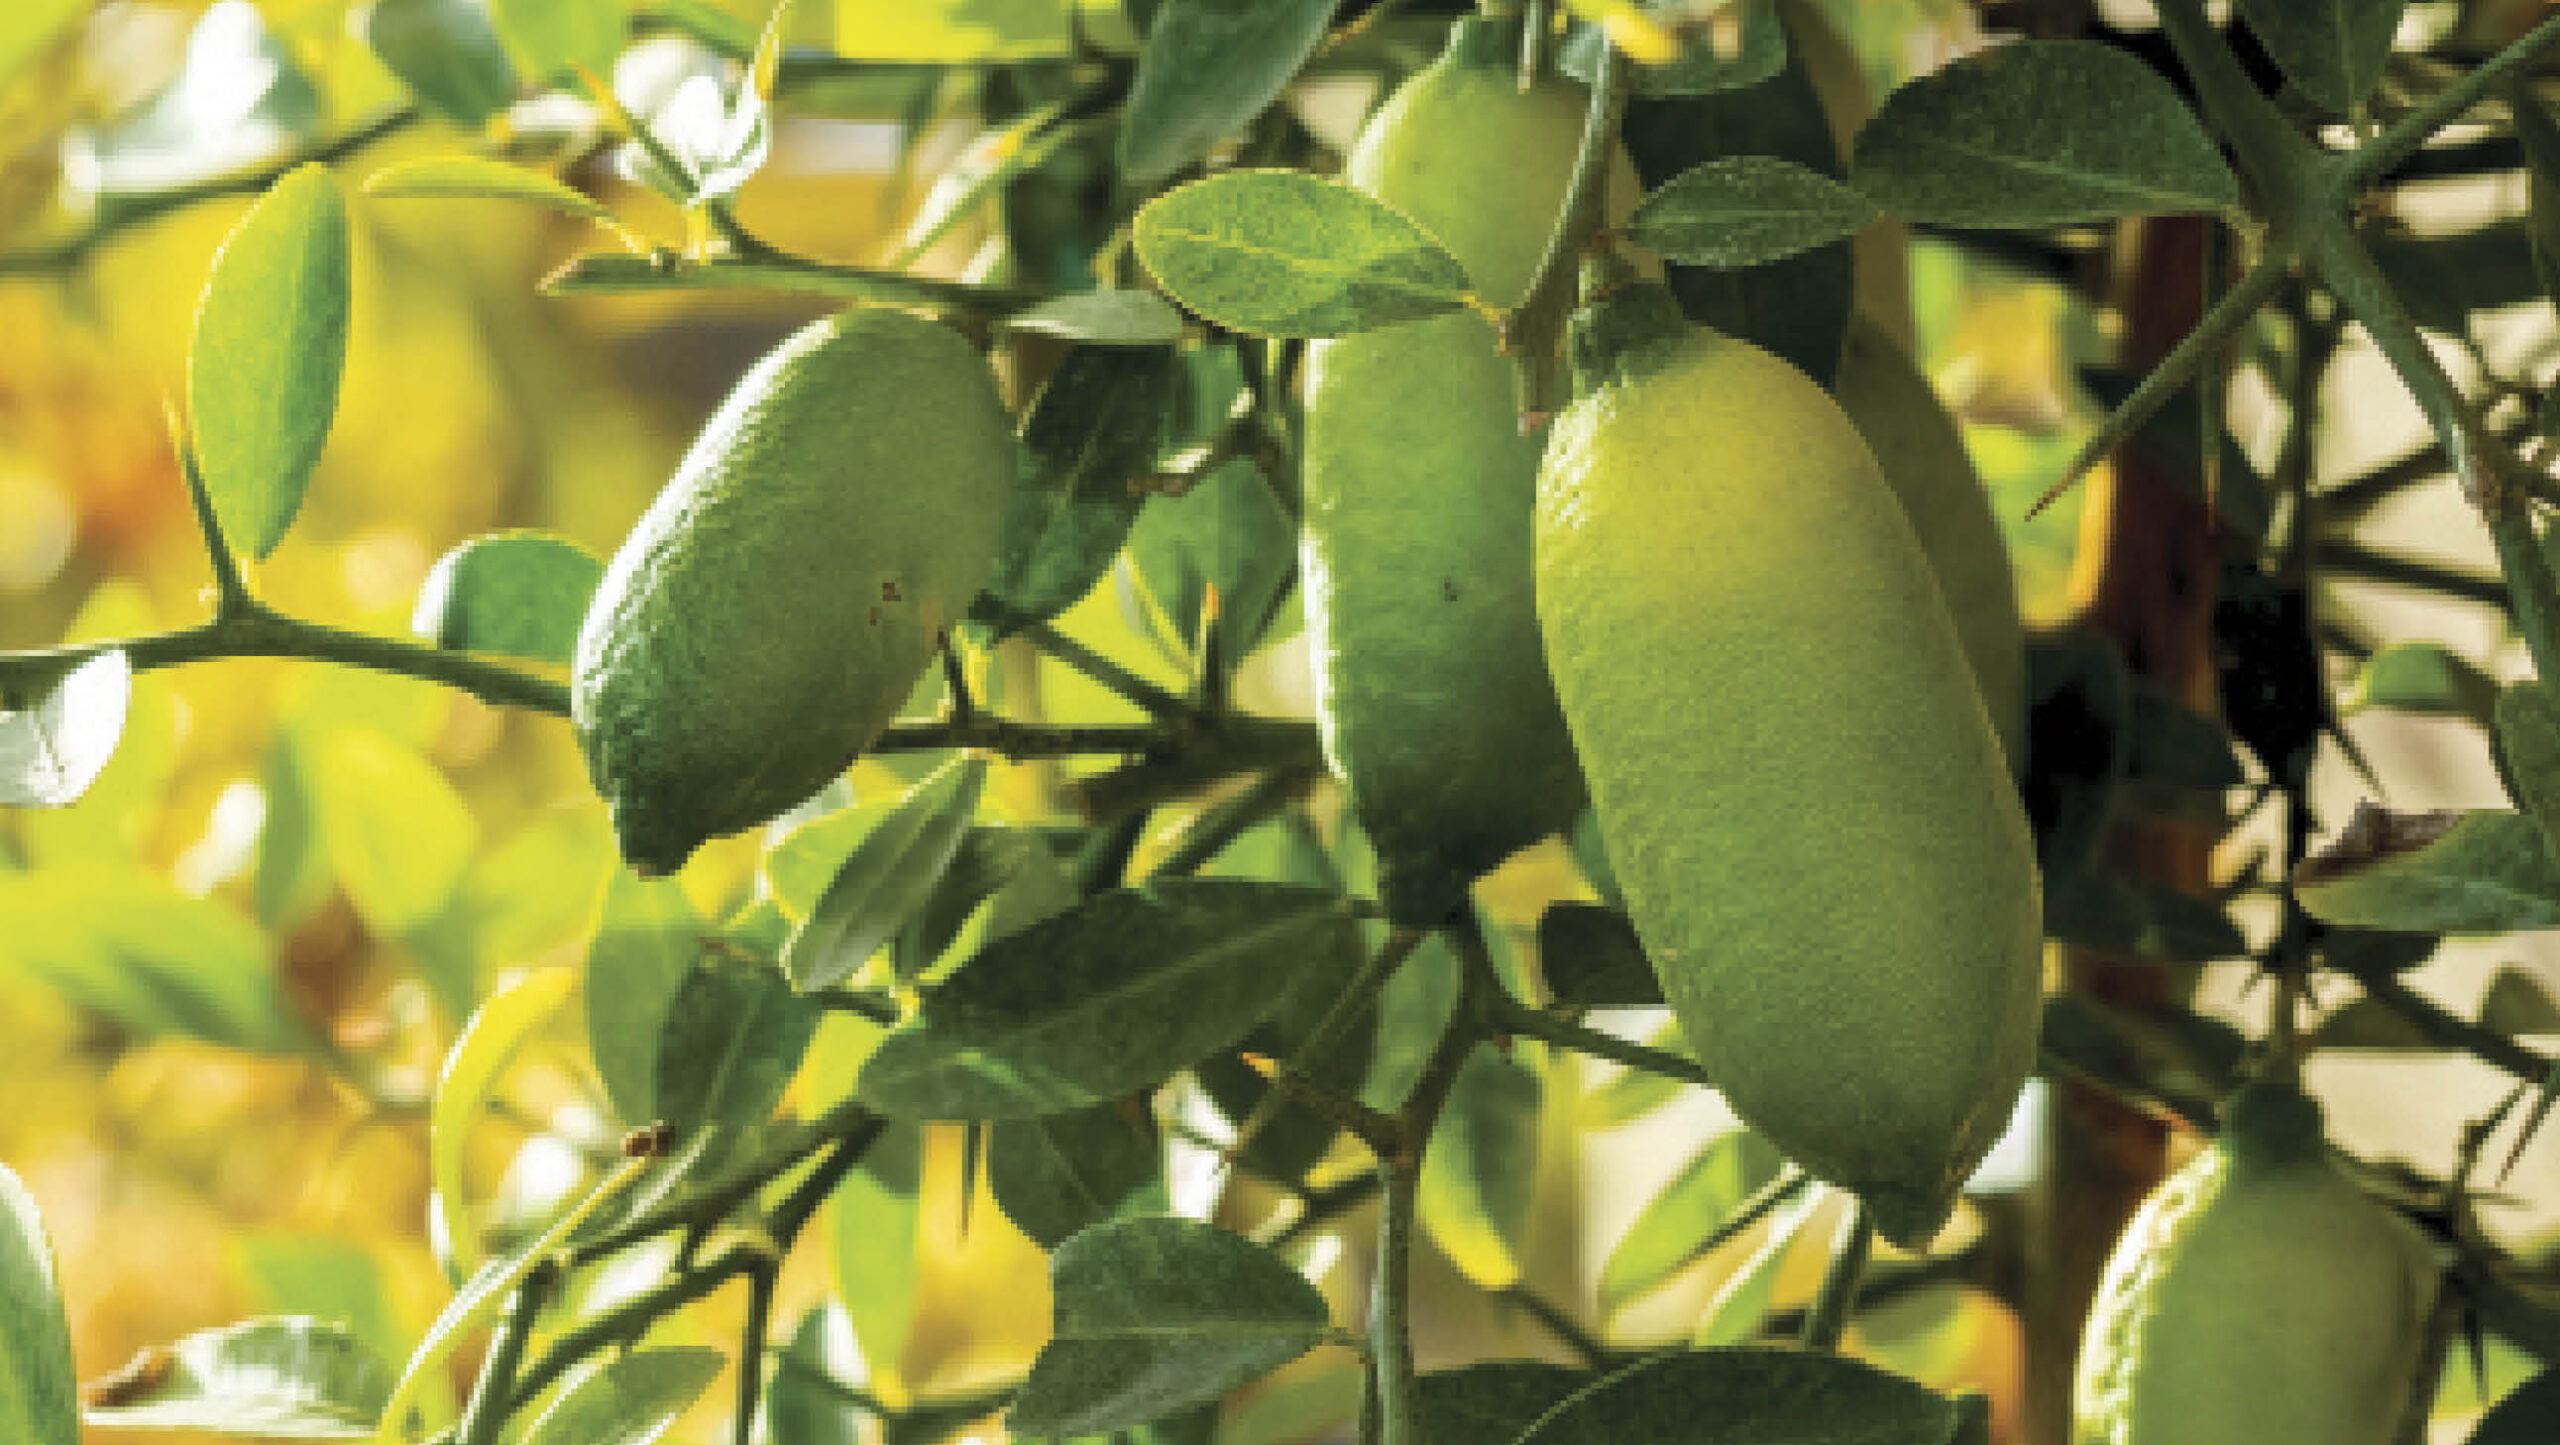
[1133,171,1477,339]
[1599,1128,1783,1312]
[1001,291,1188,347]
[517,1347,722,1445]
[1693,1184,1824,1346]
[361,0,517,127]
[1117,0,1334,183]
[1417,1050,1541,1292]
[783,757,987,992]
[1627,157,1880,268]
[587,871,705,1127]
[431,968,575,1273]
[367,157,614,226]
[84,1319,390,1441]
[0,1165,76,1445]
[488,0,624,82]
[311,726,478,936]
[410,529,603,665]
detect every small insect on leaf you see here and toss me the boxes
[621,1121,677,1158]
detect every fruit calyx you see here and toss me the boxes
[1565,252,1688,400]
[2218,1077,2328,1170]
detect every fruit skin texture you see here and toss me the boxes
[1831,316,2026,763]
[574,308,1015,874]
[1298,16,1610,924]
[2072,1081,2439,1445]
[1533,287,2042,1246]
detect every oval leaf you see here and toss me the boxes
[517,1346,722,1445]
[2498,684,2560,857]
[1537,902,1660,1009]
[366,157,613,226]
[2295,807,2560,933]
[2346,640,2496,723]
[1417,1363,1593,1445]
[0,1166,76,1445]
[782,757,987,992]
[856,880,1360,1120]
[2234,0,2405,115]
[1117,0,1334,184]
[411,529,603,665]
[989,1103,1163,1249]
[980,346,1184,633]
[362,0,517,127]
[0,649,130,807]
[1000,290,1188,347]
[188,163,350,560]
[1417,1050,1542,1292]
[1007,1217,1331,1438]
[1599,1128,1783,1313]
[1850,40,2240,228]
[311,726,478,936]
[82,1319,389,1441]
[1515,1347,1963,1445]
[1627,156,1879,269]
[432,967,575,1272]
[586,871,705,1127]
[1133,171,1477,340]
[656,951,817,1131]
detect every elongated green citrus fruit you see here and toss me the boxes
[1533,277,2042,1247]
[1299,15,1599,924]
[2073,1080,2439,1445]
[1832,316,2025,763]
[575,308,1014,874]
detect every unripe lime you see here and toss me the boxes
[1299,16,1616,923]
[1832,317,2025,763]
[574,308,1015,874]
[2073,1081,2440,1445]
[1534,282,2042,1247]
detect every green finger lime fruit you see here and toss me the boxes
[574,308,1015,875]
[1299,14,1614,924]
[2073,1080,2440,1445]
[1533,273,2043,1247]
[1832,316,2026,763]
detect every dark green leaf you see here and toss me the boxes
[1627,156,1878,268]
[904,825,1078,979]
[1570,808,1623,910]
[1133,171,1478,339]
[0,1165,75,1445]
[2125,690,2246,789]
[2516,84,2560,319]
[1117,0,1334,184]
[1124,458,1295,661]
[2346,641,2496,725]
[1558,0,1787,96]
[1001,291,1189,347]
[517,1346,723,1445]
[784,758,988,993]
[2498,685,2560,857]
[188,163,351,560]
[410,530,602,665]
[1851,40,2241,227]
[1512,1347,1964,1445]
[366,157,614,225]
[989,1104,1163,1248]
[2042,869,2247,963]
[2026,630,2133,875]
[766,1307,869,1445]
[1599,1128,1784,1312]
[1417,1363,1594,1445]
[2311,997,2436,1051]
[2234,0,2405,114]
[1007,1217,1331,1438]
[2321,925,2442,977]
[587,872,704,1126]
[0,649,129,808]
[361,0,517,127]
[1418,1050,1542,1291]
[982,347,1184,633]
[1538,902,1661,1008]
[487,0,623,83]
[2481,965,2560,1035]
[657,951,818,1131]
[857,880,1360,1120]
[82,1319,390,1440]
[2296,807,2560,933]
[2470,1368,2560,1445]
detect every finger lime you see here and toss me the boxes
[574,308,1015,874]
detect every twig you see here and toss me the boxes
[1497,999,1716,1089]
[2355,10,2560,185]
[455,1261,557,1445]
[1496,1283,1616,1372]
[2350,970,2559,1085]
[1798,1201,1873,1353]
[734,1265,779,1445]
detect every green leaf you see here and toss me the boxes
[516,1346,723,1445]
[0,1165,76,1445]
[2515,83,2560,319]
[310,725,479,936]
[2471,1368,2560,1445]
[487,0,623,83]
[361,0,517,127]
[228,1234,403,1374]
[1133,171,1477,340]
[904,825,1078,978]
[2233,0,2405,114]
[1008,1217,1331,1438]
[1850,40,2241,228]
[857,880,1359,1120]
[1599,1128,1783,1313]
[2295,808,2560,933]
[187,163,351,560]
[2347,641,2496,724]
[432,967,574,1272]
[1538,903,1661,1008]
[833,0,1071,61]
[1626,156,1879,269]
[1558,0,1788,97]
[783,757,988,992]
[0,649,130,807]
[1117,0,1335,184]
[81,1319,390,1441]
[981,346,1185,634]
[2481,964,2560,1035]
[656,951,817,1131]
[586,871,704,1126]
[2041,869,2247,964]
[1693,1185,1823,1346]
[1001,291,1188,347]
[765,800,886,922]
[2499,684,2560,857]
[1124,458,1295,663]
[366,157,614,227]
[765,1307,867,1445]
[1518,1347,1964,1445]
[410,529,603,665]
[0,864,301,1053]
[1416,1363,1593,1445]
[1417,1050,1542,1292]
[830,1125,923,1374]
[989,1104,1163,1249]
[2312,996,2435,1051]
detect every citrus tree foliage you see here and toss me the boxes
[1,1,2559,1444]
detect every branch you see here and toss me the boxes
[541,248,1043,316]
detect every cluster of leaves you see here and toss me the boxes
[3,1,2560,1444]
